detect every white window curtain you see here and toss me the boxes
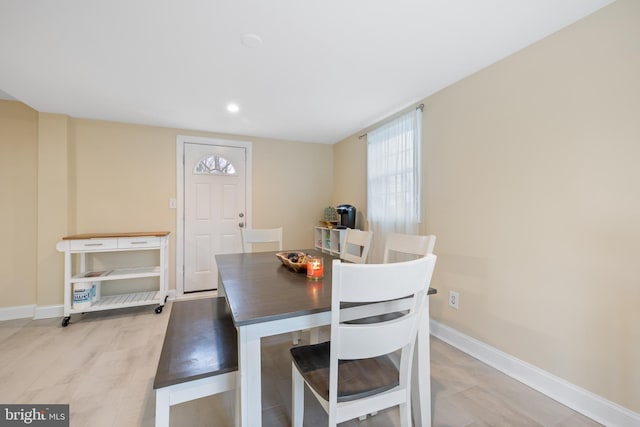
[367,107,422,263]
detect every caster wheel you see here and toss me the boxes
[61,317,70,327]
[155,306,163,314]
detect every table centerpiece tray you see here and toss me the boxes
[275,251,309,273]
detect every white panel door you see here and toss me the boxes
[184,143,246,292]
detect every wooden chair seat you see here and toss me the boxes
[290,341,399,402]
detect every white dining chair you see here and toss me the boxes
[241,227,283,253]
[295,228,373,345]
[339,228,373,264]
[349,232,436,421]
[290,255,437,427]
[367,233,436,327]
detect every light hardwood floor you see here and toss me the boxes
[0,300,601,427]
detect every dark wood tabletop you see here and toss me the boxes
[216,249,437,328]
[216,249,335,327]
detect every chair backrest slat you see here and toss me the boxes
[339,229,373,264]
[337,312,420,360]
[241,227,283,252]
[382,233,436,263]
[336,259,430,303]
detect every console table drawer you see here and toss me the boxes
[118,237,161,249]
[69,239,118,251]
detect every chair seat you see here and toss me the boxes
[290,341,399,403]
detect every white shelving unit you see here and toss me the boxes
[314,227,347,255]
[56,231,170,327]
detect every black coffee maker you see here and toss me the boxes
[336,204,356,229]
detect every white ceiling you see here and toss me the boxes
[0,0,614,144]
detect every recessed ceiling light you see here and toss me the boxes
[227,103,239,113]
[241,33,263,49]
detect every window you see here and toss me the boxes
[367,107,422,262]
[193,155,237,175]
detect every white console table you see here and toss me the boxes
[56,231,170,327]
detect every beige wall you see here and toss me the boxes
[70,120,333,251]
[332,134,368,230]
[69,121,333,292]
[37,113,71,306]
[428,0,639,412]
[334,0,639,414]
[0,101,38,308]
[251,138,333,238]
[0,109,333,307]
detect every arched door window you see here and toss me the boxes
[193,155,237,175]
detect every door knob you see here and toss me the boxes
[239,222,244,228]
[239,213,244,218]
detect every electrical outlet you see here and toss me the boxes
[169,198,177,209]
[449,290,460,309]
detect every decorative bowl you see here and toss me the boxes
[276,251,309,273]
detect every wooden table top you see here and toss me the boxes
[216,249,437,328]
[216,249,335,327]
[62,231,170,240]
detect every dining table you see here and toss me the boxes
[216,248,437,427]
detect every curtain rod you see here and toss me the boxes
[358,103,424,140]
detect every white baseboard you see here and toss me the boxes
[0,304,36,321]
[0,304,64,321]
[34,304,64,320]
[430,319,640,427]
[1,295,176,322]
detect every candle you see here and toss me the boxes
[306,256,324,279]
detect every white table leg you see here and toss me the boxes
[412,298,432,427]
[155,389,170,427]
[238,325,262,427]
